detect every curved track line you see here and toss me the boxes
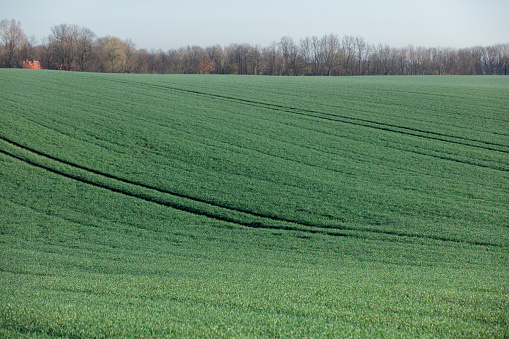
[0,137,503,248]
[94,76,508,171]
[0,135,296,223]
[0,147,283,230]
[105,77,509,154]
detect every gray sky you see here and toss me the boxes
[3,0,508,50]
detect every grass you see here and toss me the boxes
[0,69,508,337]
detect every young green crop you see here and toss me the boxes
[1,69,508,337]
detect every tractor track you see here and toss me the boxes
[0,135,504,248]
[0,145,296,232]
[0,135,299,224]
[0,135,347,235]
[105,77,509,154]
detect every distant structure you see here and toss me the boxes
[21,60,42,69]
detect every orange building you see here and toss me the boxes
[21,60,42,69]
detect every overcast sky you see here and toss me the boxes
[3,0,508,50]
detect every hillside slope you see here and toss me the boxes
[1,70,508,337]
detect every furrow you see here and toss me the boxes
[0,135,298,223]
[0,136,338,235]
[109,78,508,154]
[389,144,508,171]
[0,147,278,230]
[1,137,503,248]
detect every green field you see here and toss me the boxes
[1,69,508,337]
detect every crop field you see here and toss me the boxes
[0,69,508,337]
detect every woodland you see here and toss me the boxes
[1,19,508,75]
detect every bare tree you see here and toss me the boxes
[0,19,27,68]
[310,36,323,75]
[355,36,366,75]
[123,38,136,73]
[134,48,150,74]
[261,41,284,75]
[147,49,163,74]
[226,43,253,75]
[207,45,227,74]
[48,24,81,70]
[75,27,96,71]
[37,37,53,69]
[197,51,214,74]
[501,44,509,75]
[371,44,393,75]
[279,36,293,75]
[249,45,262,75]
[342,35,356,75]
[18,35,36,65]
[321,34,340,76]
[279,36,305,75]
[299,37,313,73]
[492,44,509,75]
[165,49,182,74]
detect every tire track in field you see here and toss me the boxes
[0,135,288,224]
[0,136,504,248]
[0,135,347,235]
[0,144,299,233]
[107,77,509,155]
[167,87,508,172]
[101,77,508,171]
[203,91,509,155]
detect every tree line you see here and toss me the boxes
[1,19,508,75]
